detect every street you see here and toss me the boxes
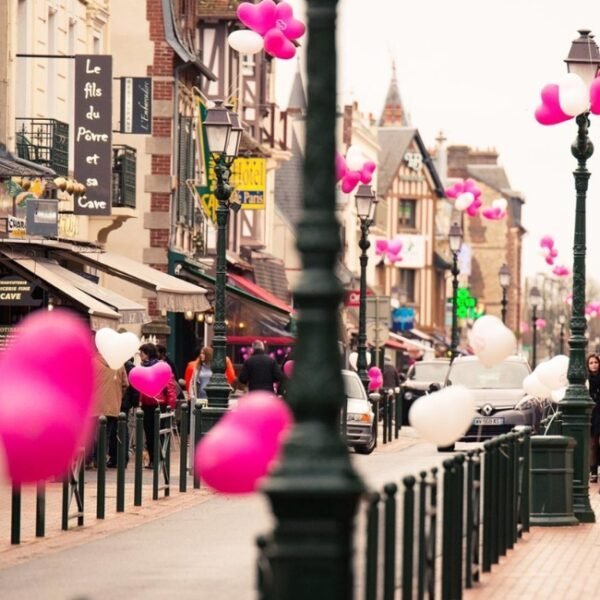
[0,437,447,600]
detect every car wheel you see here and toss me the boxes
[437,443,455,452]
[355,425,376,455]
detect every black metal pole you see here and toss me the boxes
[450,251,460,362]
[561,112,595,523]
[357,219,370,391]
[501,287,508,325]
[531,306,537,369]
[559,323,565,355]
[260,1,365,598]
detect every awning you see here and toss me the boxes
[408,327,435,343]
[227,273,293,315]
[46,243,210,313]
[36,261,148,325]
[0,143,57,178]
[389,332,436,359]
[2,251,120,330]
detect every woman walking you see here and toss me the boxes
[587,353,600,483]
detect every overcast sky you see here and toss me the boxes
[275,0,600,283]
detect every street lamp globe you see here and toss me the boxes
[225,108,243,158]
[565,29,600,87]
[448,221,463,254]
[204,100,233,155]
[354,184,377,221]
[559,314,566,325]
[529,286,542,310]
[499,263,511,289]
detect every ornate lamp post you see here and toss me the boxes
[529,286,542,369]
[448,221,463,362]
[560,30,600,523]
[499,263,511,324]
[202,101,242,426]
[260,1,366,597]
[355,184,378,391]
[559,313,566,355]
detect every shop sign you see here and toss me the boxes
[344,289,373,307]
[74,55,112,216]
[120,77,152,134]
[0,276,42,306]
[26,199,58,237]
[392,307,415,332]
[0,325,20,350]
[231,158,266,210]
[58,213,79,238]
[450,287,484,320]
[392,234,426,269]
[7,215,26,239]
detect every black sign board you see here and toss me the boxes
[74,55,113,216]
[120,77,152,134]
[26,199,58,237]
[0,276,43,306]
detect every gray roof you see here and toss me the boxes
[287,67,307,111]
[275,123,304,227]
[378,62,408,126]
[377,128,416,195]
[466,164,511,192]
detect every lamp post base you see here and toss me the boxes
[199,406,229,435]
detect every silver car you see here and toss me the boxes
[342,369,376,454]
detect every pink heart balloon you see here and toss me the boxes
[283,360,294,378]
[445,182,463,199]
[375,239,388,255]
[274,2,306,40]
[263,28,296,59]
[360,161,377,184]
[545,256,555,265]
[535,84,573,126]
[387,239,403,255]
[591,77,600,115]
[128,361,173,397]
[195,422,279,494]
[229,391,293,441]
[335,152,347,182]
[540,235,554,249]
[387,251,401,264]
[466,199,481,217]
[237,0,277,36]
[341,171,361,193]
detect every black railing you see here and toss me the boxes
[15,118,69,176]
[112,145,137,209]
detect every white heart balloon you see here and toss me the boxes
[227,30,264,55]
[345,145,364,172]
[522,373,551,399]
[492,198,507,211]
[535,354,569,390]
[468,315,516,368]
[348,351,371,371]
[558,72,590,117]
[409,385,475,447]
[95,328,140,370]
[551,386,567,402]
[455,192,474,211]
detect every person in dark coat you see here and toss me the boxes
[587,353,600,483]
[238,340,282,393]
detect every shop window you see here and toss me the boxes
[398,198,416,229]
[398,268,416,303]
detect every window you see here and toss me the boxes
[398,268,416,303]
[398,199,416,229]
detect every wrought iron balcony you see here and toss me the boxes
[15,118,69,176]
[112,145,136,209]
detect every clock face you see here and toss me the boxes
[404,152,423,172]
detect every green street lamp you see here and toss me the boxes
[355,183,378,391]
[559,313,566,355]
[499,263,511,324]
[529,286,542,369]
[448,221,463,362]
[202,100,242,428]
[560,30,600,523]
[259,1,365,597]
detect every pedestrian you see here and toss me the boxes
[382,356,400,390]
[238,340,282,393]
[184,346,236,397]
[93,352,128,468]
[157,343,178,380]
[587,353,600,483]
[138,343,178,469]
[191,346,213,401]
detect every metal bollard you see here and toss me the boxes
[78,452,85,527]
[116,412,126,512]
[153,407,160,500]
[417,471,427,600]
[428,467,438,598]
[383,483,397,600]
[164,412,171,498]
[506,433,515,550]
[193,402,202,489]
[497,436,507,558]
[382,396,389,444]
[387,394,394,442]
[134,408,144,506]
[11,484,21,545]
[35,481,45,538]
[402,476,415,600]
[520,426,532,533]
[179,402,189,493]
[365,492,380,600]
[396,388,403,438]
[96,416,107,519]
[465,452,474,588]
[482,441,492,573]
[453,455,465,600]
[441,459,454,600]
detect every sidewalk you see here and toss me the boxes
[464,483,600,599]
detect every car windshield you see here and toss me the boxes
[343,373,367,400]
[410,363,449,382]
[448,361,530,389]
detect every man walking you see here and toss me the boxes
[238,340,283,393]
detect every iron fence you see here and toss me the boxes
[15,118,69,176]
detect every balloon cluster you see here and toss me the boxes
[539,235,558,265]
[552,265,570,277]
[468,315,517,368]
[195,391,293,494]
[368,366,383,391]
[523,355,569,402]
[445,179,483,217]
[535,318,547,331]
[535,74,600,126]
[481,198,507,221]
[409,385,475,447]
[0,311,96,484]
[520,321,530,334]
[586,301,600,319]
[336,147,377,194]
[375,238,403,264]
[228,0,306,60]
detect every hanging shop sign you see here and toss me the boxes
[450,287,484,320]
[230,158,266,209]
[119,77,152,134]
[7,215,26,239]
[74,55,112,216]
[392,307,415,332]
[26,199,58,237]
[0,275,43,306]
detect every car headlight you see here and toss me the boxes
[347,412,372,423]
[404,392,414,401]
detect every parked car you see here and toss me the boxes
[441,355,545,450]
[400,359,450,424]
[342,369,376,455]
